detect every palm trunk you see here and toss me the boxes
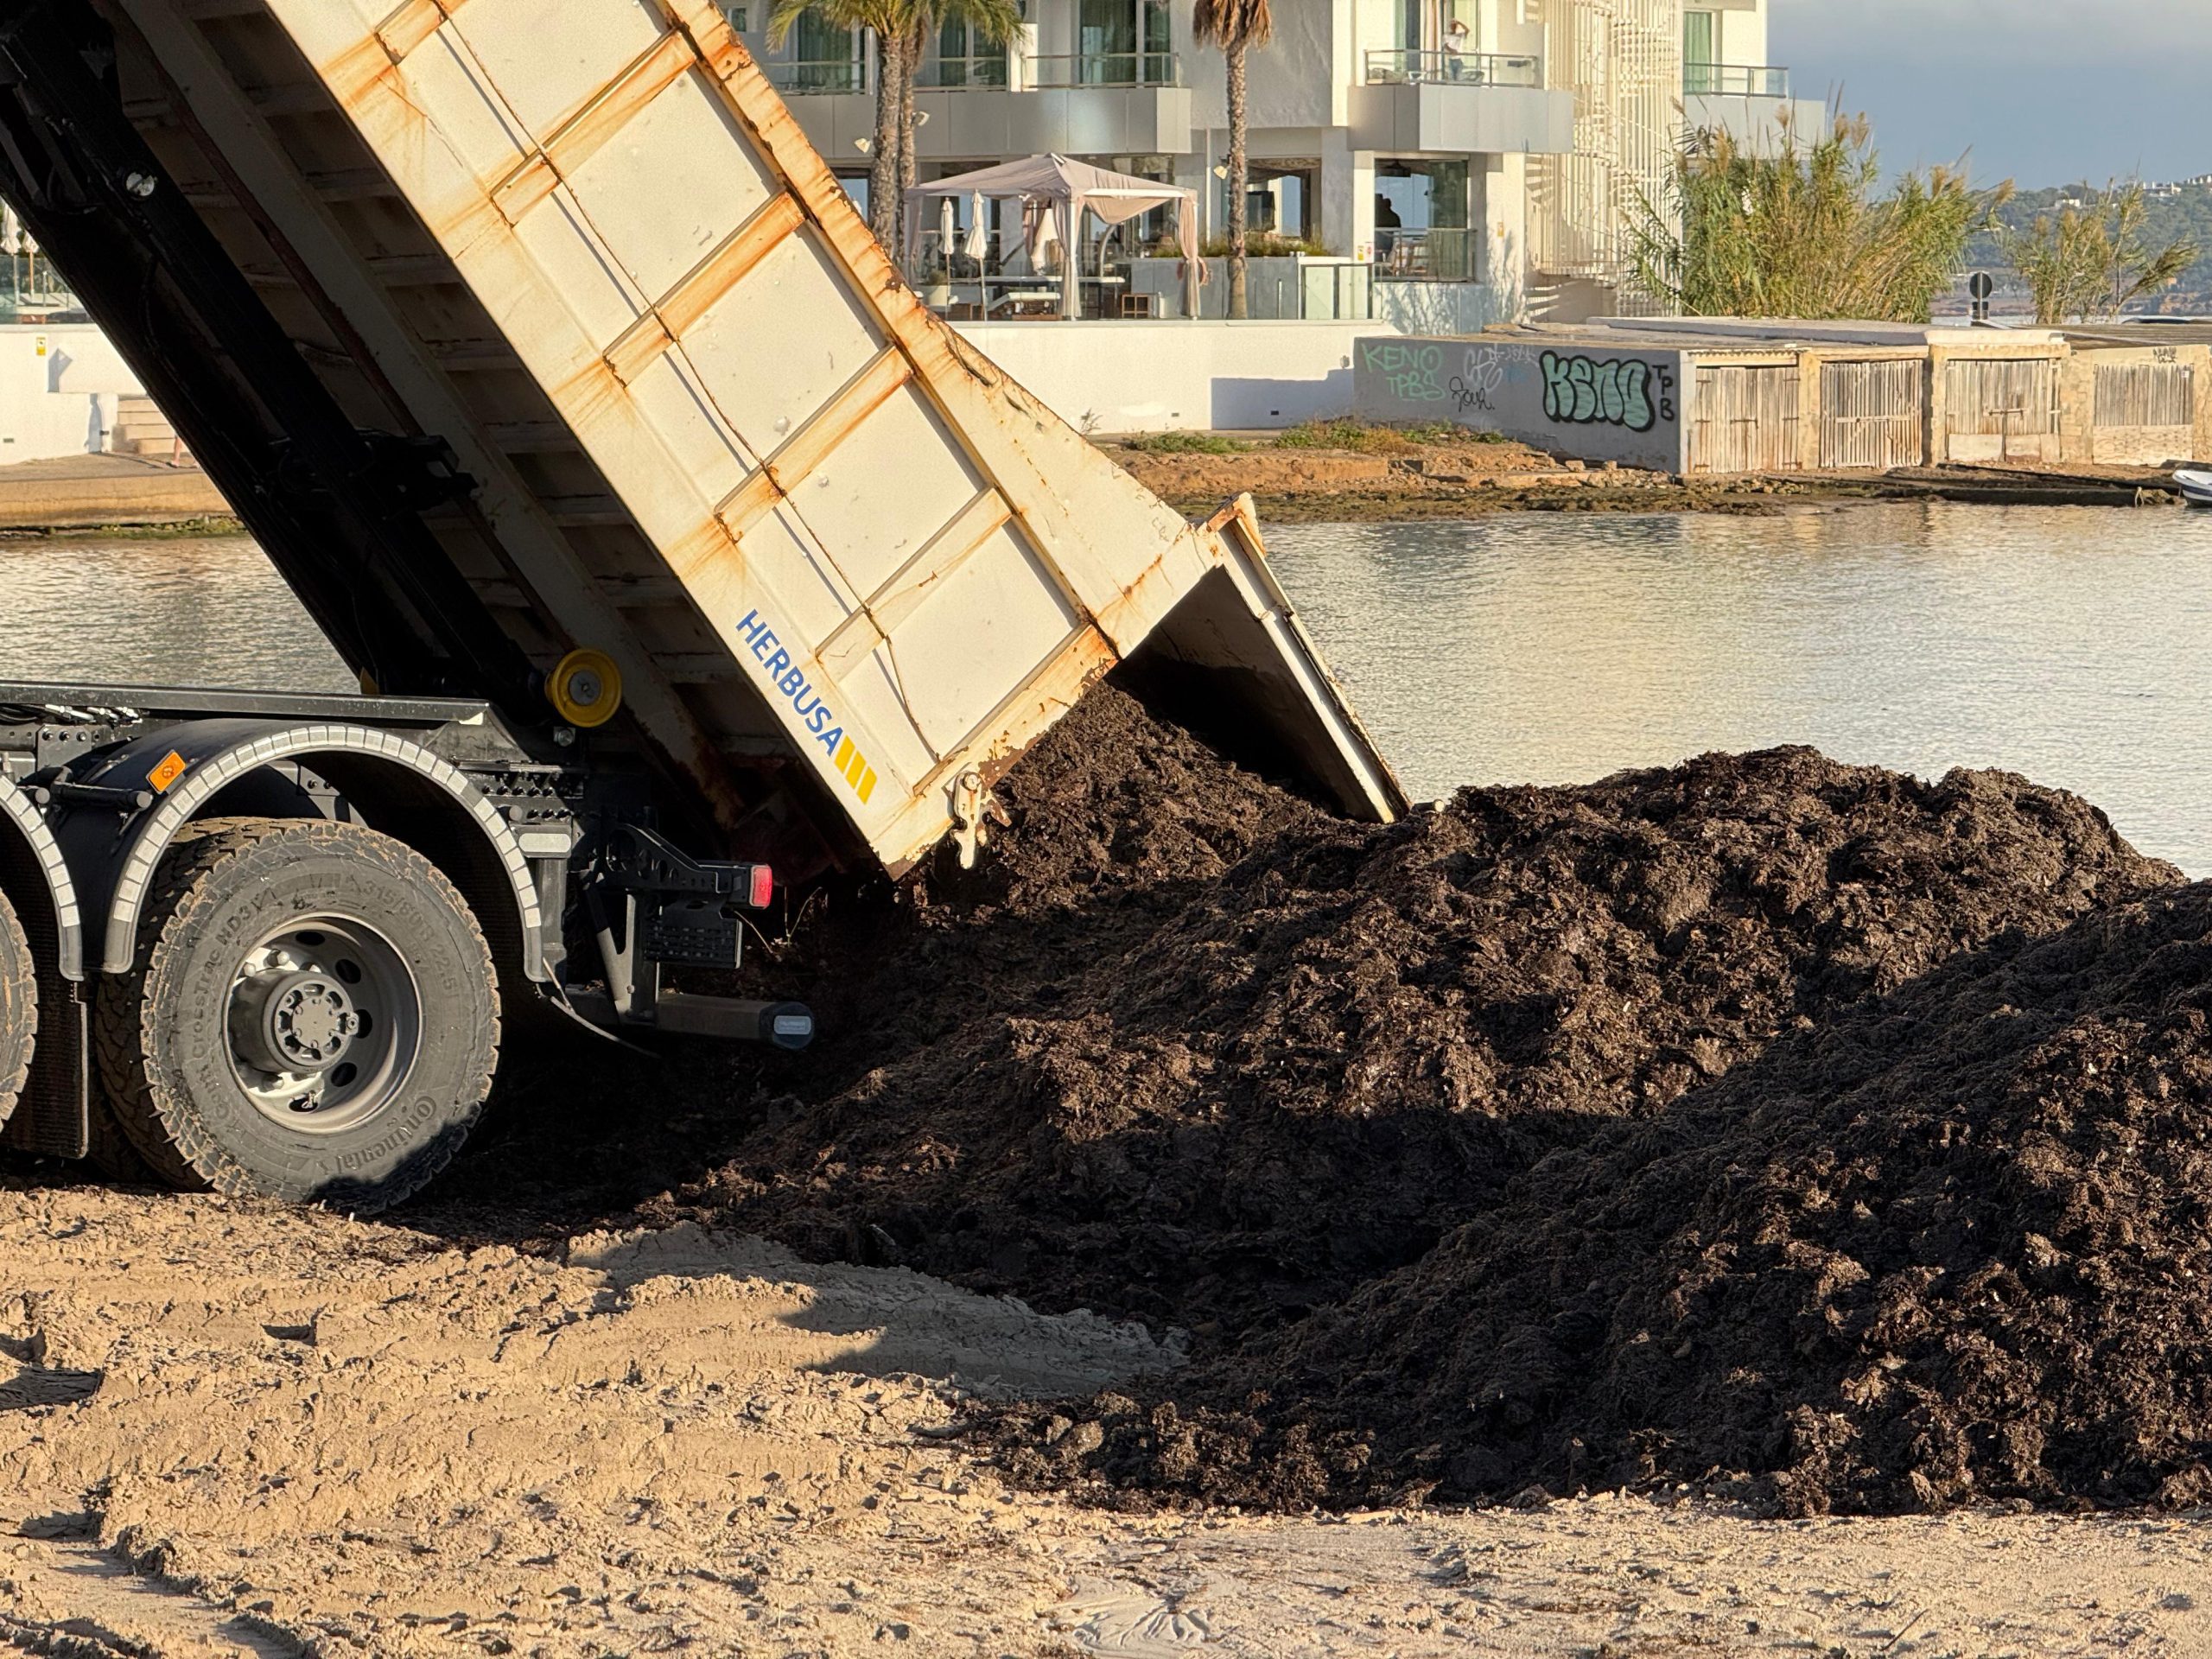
[1225,37,1248,319]
[898,22,924,263]
[868,31,903,259]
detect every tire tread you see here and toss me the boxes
[0,888,34,1129]
[95,817,499,1207]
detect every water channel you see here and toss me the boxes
[5,499,2212,873]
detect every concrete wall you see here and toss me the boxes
[0,324,145,464]
[1374,280,1518,334]
[952,318,1386,433]
[1352,334,1688,469]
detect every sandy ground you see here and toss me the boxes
[3,1179,2209,1658]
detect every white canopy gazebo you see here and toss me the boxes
[904,153,1202,320]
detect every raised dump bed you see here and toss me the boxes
[0,0,1401,1210]
[52,0,1401,874]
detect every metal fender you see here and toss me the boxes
[45,719,548,981]
[0,772,84,978]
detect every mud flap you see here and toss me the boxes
[1134,495,1408,823]
[0,978,88,1160]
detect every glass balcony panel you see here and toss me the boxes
[1022,53,1184,86]
[915,54,1012,87]
[764,59,868,93]
[1683,63,1790,97]
[1361,50,1541,87]
[1374,226,1478,283]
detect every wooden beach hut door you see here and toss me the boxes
[1819,359,1924,469]
[1942,358,2062,462]
[2092,361,2195,463]
[1688,364,1800,475]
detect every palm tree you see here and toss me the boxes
[896,0,1021,258]
[769,0,914,252]
[769,0,1020,264]
[1193,0,1272,318]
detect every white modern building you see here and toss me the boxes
[743,0,1824,322]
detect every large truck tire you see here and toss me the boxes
[0,889,33,1131]
[84,1093,158,1185]
[95,817,499,1211]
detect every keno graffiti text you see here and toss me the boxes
[1540,351,1671,432]
[1363,340,1446,402]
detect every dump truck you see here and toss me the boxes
[0,0,1402,1209]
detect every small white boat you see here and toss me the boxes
[2177,468,2212,508]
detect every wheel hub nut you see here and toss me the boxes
[264,974,357,1071]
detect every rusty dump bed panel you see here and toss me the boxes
[89,0,1402,870]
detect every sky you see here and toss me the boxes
[1769,0,2212,188]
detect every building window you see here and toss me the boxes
[1245,162,1318,244]
[1395,0,1478,50]
[1077,0,1173,84]
[932,16,1009,86]
[785,10,861,91]
[1683,10,1717,92]
[1376,159,1471,280]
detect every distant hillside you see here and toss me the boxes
[1964,183,2212,314]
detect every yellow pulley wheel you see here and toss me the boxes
[548,648,622,728]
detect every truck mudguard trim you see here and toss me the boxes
[0,774,85,980]
[97,724,545,980]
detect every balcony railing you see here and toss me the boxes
[1375,226,1477,282]
[764,59,867,93]
[1683,62,1789,97]
[1024,52,1181,87]
[765,49,1185,95]
[915,54,1010,88]
[766,48,1182,94]
[1363,49,1540,86]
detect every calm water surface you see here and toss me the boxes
[7,505,2212,872]
[0,533,350,692]
[1267,501,2212,874]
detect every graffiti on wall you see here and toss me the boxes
[1361,340,1446,402]
[1352,335,1684,467]
[1539,351,1676,432]
[1447,342,1529,416]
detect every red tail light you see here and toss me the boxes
[747,864,774,908]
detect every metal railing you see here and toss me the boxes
[1024,52,1181,87]
[1374,226,1477,282]
[1682,62,1789,97]
[915,54,1010,88]
[763,58,868,93]
[764,49,1184,94]
[1363,49,1540,86]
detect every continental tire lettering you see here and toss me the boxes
[335,1098,439,1170]
[1541,352,1658,433]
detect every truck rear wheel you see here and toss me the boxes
[0,889,33,1131]
[96,817,499,1211]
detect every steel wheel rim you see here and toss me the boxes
[223,914,422,1135]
